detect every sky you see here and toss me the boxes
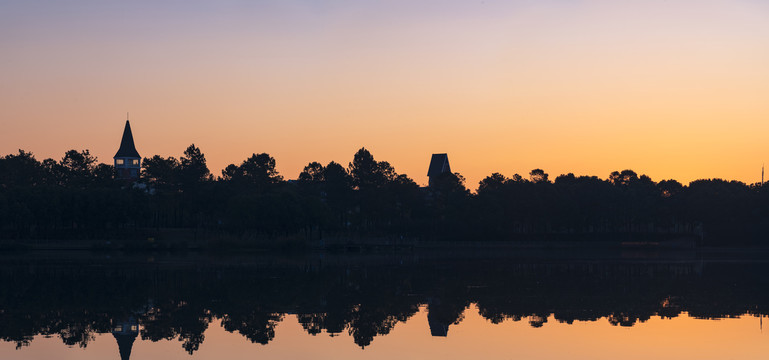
[1,0,768,188]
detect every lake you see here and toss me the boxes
[1,249,767,359]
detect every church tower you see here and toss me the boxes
[114,119,141,180]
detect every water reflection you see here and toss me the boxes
[112,316,138,360]
[1,251,768,358]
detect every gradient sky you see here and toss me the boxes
[2,0,768,188]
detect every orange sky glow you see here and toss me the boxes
[1,0,768,188]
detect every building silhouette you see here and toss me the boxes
[114,120,141,180]
[427,153,451,187]
[426,298,453,337]
[112,316,139,360]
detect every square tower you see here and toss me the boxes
[427,153,451,187]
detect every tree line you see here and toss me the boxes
[1,145,767,244]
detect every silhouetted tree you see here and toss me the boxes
[658,179,683,198]
[609,169,638,186]
[142,155,181,188]
[347,148,405,231]
[478,172,507,193]
[59,149,99,186]
[529,169,549,184]
[322,161,353,230]
[298,162,325,183]
[0,150,46,187]
[348,148,397,190]
[180,144,212,185]
[222,153,282,186]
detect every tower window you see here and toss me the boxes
[116,159,124,165]
[132,159,139,165]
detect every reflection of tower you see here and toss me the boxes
[426,298,449,337]
[114,117,141,180]
[112,316,139,360]
[427,313,449,336]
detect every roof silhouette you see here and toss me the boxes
[114,120,140,158]
[427,153,451,177]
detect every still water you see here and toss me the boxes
[1,250,768,359]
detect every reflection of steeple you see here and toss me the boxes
[113,333,136,360]
[112,317,139,360]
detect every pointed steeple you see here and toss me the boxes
[113,332,137,360]
[114,120,140,159]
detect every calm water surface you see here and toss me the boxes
[1,250,768,359]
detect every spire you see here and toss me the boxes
[114,120,141,158]
[113,332,137,360]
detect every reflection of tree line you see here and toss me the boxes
[1,257,768,352]
[2,147,769,244]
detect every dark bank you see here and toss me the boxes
[1,120,768,248]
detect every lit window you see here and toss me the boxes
[116,159,124,165]
[131,325,138,331]
[115,325,123,332]
[132,159,139,165]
